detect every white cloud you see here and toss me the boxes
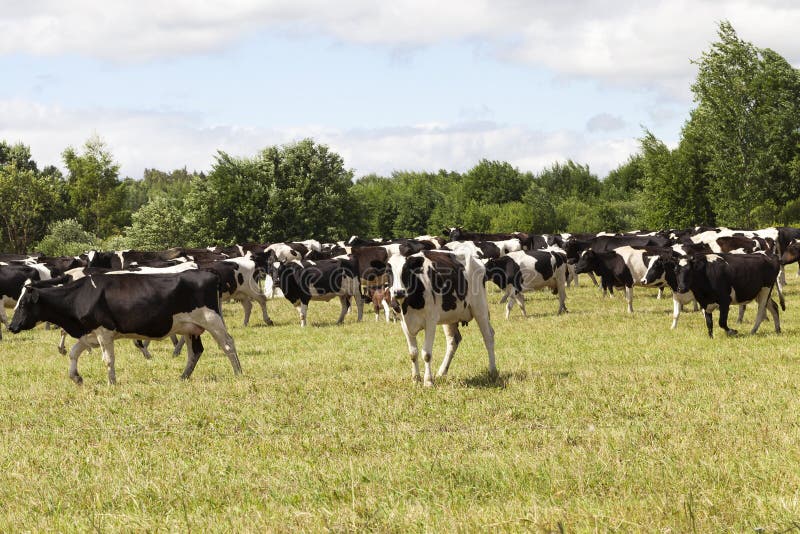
[0,99,638,178]
[586,113,626,133]
[2,1,800,97]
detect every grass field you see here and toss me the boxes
[1,279,800,532]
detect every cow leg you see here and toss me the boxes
[515,292,527,317]
[588,272,599,287]
[472,304,497,378]
[775,277,786,311]
[95,330,117,385]
[692,300,699,312]
[625,286,634,313]
[253,295,273,326]
[750,288,772,335]
[297,302,309,327]
[779,264,787,285]
[671,296,681,329]
[556,273,568,314]
[240,299,253,327]
[718,301,737,337]
[504,288,516,320]
[201,314,242,376]
[767,298,781,334]
[437,323,462,378]
[355,292,364,322]
[0,306,6,339]
[421,321,437,387]
[68,337,93,385]
[703,310,714,338]
[171,334,185,357]
[180,335,203,380]
[737,304,746,323]
[134,340,152,359]
[381,299,392,323]
[336,296,349,325]
[567,264,578,287]
[400,320,421,382]
[656,287,664,300]
[58,329,68,355]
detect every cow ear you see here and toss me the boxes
[406,256,424,273]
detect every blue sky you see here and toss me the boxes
[1,1,798,179]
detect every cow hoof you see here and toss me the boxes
[58,347,67,356]
[423,380,434,387]
[412,374,421,383]
[265,320,274,326]
[70,374,83,385]
[726,329,738,337]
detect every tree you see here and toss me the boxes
[536,160,602,202]
[602,155,645,200]
[0,162,61,252]
[461,160,530,205]
[35,219,99,256]
[63,136,126,236]
[690,21,800,226]
[350,174,398,238]
[126,197,190,250]
[0,141,38,173]
[185,139,356,245]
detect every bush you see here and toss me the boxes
[126,197,190,250]
[35,219,99,256]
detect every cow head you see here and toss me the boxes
[675,256,704,294]
[573,250,597,274]
[641,253,678,287]
[8,286,41,334]
[781,242,800,265]
[388,254,425,308]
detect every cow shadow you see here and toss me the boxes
[461,369,527,389]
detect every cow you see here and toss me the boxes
[366,286,396,322]
[674,253,781,338]
[640,250,699,329]
[444,240,503,259]
[574,249,634,312]
[8,271,242,384]
[484,249,568,318]
[267,256,363,327]
[387,250,496,386]
[202,256,273,327]
[0,264,41,339]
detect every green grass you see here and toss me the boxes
[2,280,800,531]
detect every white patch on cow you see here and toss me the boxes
[12,285,28,311]
[707,254,724,263]
[388,254,410,300]
[678,258,689,267]
[116,250,126,267]
[89,276,97,288]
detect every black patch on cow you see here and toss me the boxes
[400,256,426,313]
[525,250,554,281]
[237,272,245,285]
[424,251,468,312]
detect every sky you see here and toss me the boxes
[1,1,799,180]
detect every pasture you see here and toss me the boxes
[1,281,800,531]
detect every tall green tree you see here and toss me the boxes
[261,139,355,241]
[63,136,126,237]
[690,21,800,226]
[126,197,190,250]
[536,160,602,202]
[0,162,62,252]
[462,160,530,205]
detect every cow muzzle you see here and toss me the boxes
[392,289,406,300]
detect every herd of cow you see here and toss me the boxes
[2,224,799,386]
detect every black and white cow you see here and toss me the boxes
[484,249,568,318]
[0,264,42,339]
[674,253,781,337]
[267,256,363,327]
[203,256,273,327]
[573,249,635,311]
[8,271,242,384]
[387,250,496,386]
[640,250,699,329]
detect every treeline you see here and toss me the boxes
[1,21,799,254]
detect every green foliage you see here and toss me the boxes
[462,159,530,205]
[602,155,645,200]
[536,160,602,202]
[0,141,38,173]
[522,185,560,233]
[639,131,714,229]
[690,21,800,226]
[350,174,398,238]
[35,218,99,256]
[126,197,190,250]
[63,136,127,237]
[390,171,446,237]
[0,153,63,253]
